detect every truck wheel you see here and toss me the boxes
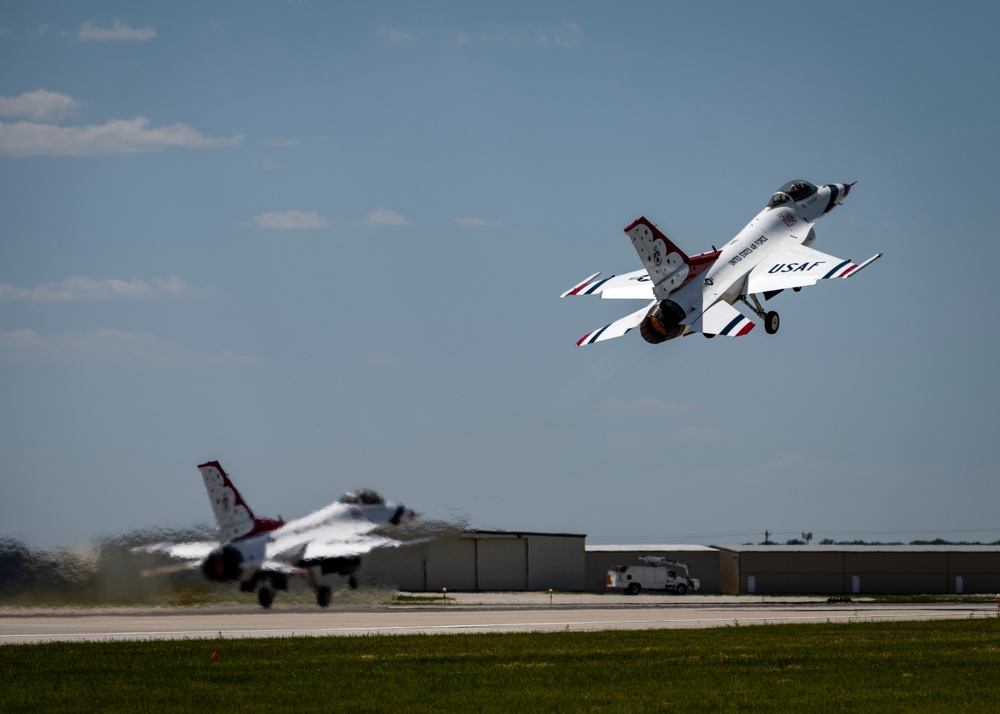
[675,584,687,595]
[626,583,641,595]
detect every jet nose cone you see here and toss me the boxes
[822,182,855,215]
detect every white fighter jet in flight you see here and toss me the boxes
[561,180,882,345]
[139,461,417,608]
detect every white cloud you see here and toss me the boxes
[558,22,583,47]
[357,208,411,228]
[0,117,244,156]
[0,276,197,303]
[0,90,82,122]
[0,329,44,351]
[451,216,501,228]
[253,210,333,230]
[260,159,281,171]
[78,20,156,41]
[379,26,412,45]
[0,329,261,366]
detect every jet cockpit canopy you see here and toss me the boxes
[339,488,385,506]
[767,180,818,208]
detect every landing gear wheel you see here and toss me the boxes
[626,583,641,595]
[348,575,358,590]
[316,585,332,608]
[764,311,780,335]
[258,587,274,609]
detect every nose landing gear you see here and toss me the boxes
[303,567,358,607]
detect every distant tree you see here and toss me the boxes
[0,536,95,599]
[0,537,32,596]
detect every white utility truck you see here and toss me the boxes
[607,556,701,595]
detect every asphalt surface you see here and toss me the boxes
[2,593,996,644]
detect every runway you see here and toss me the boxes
[2,594,995,644]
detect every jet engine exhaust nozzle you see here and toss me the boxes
[639,300,687,344]
[201,546,244,583]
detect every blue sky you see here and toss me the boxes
[2,1,998,549]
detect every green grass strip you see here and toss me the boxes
[3,619,1000,712]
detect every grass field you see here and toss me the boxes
[3,619,999,712]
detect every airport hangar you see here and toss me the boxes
[368,532,1000,596]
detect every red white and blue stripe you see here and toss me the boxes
[717,314,755,337]
[561,272,616,298]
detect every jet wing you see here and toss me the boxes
[683,300,755,337]
[300,532,403,562]
[561,270,654,300]
[575,300,655,346]
[261,504,405,563]
[747,245,883,295]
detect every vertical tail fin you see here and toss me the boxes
[625,217,692,300]
[197,461,283,543]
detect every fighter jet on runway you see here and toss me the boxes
[561,180,882,345]
[139,461,417,608]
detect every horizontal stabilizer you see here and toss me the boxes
[134,541,217,560]
[560,269,654,300]
[684,300,755,337]
[597,270,656,299]
[560,272,603,298]
[576,300,655,346]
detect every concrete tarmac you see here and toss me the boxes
[2,593,995,644]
